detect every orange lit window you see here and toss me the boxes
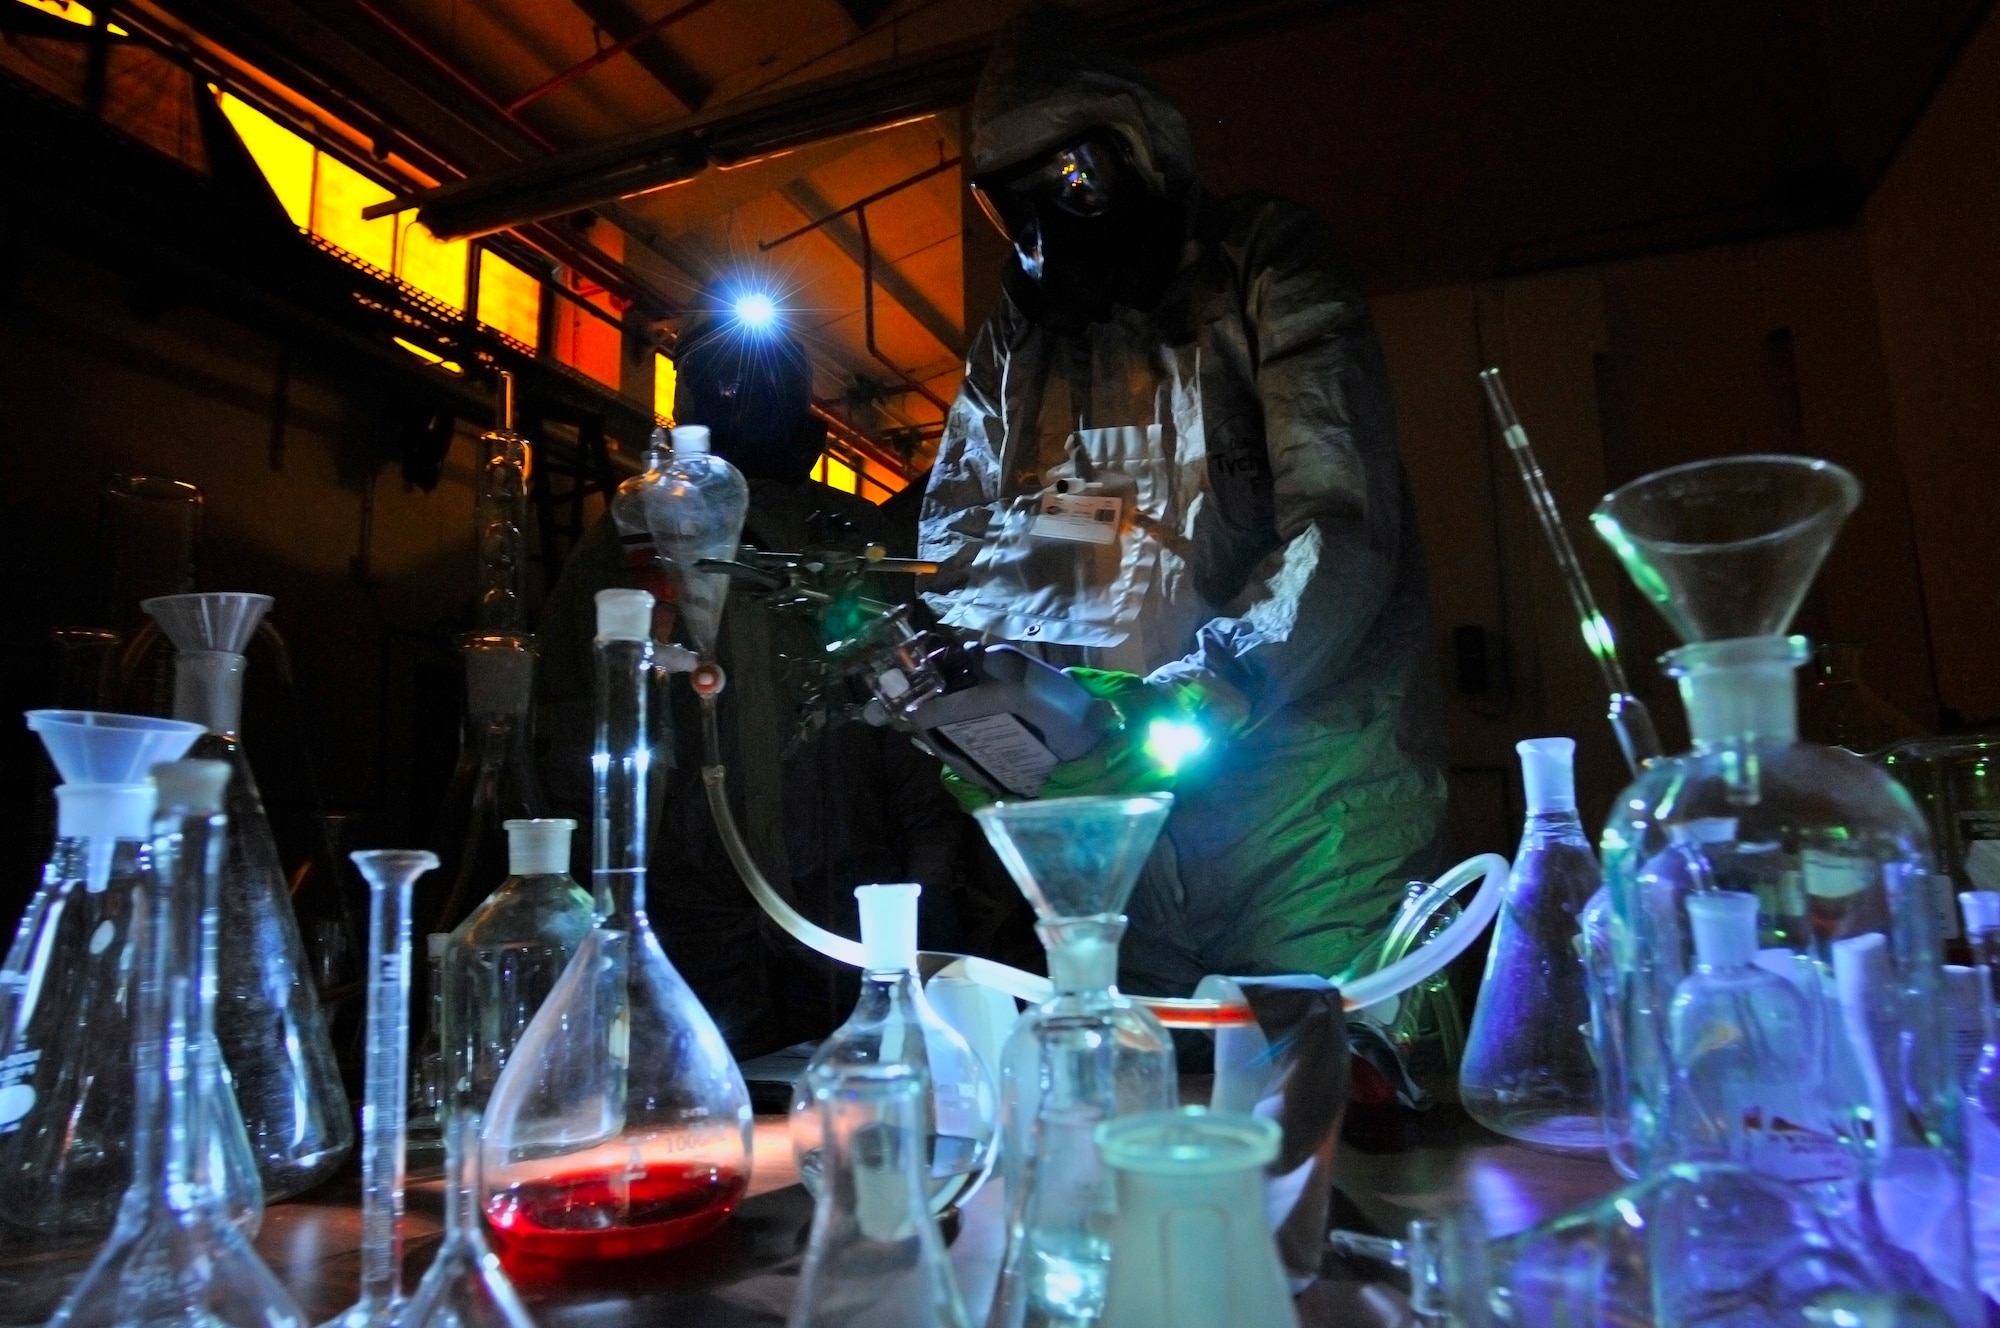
[477,254,542,351]
[394,214,468,313]
[654,353,676,425]
[858,457,909,502]
[217,94,311,226]
[814,454,858,494]
[552,282,621,393]
[309,151,396,273]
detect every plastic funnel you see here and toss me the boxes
[1590,455,1858,643]
[141,592,273,653]
[973,794,1172,918]
[27,709,205,785]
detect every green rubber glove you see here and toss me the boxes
[941,668,1243,813]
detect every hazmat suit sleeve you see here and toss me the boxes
[1148,201,1409,728]
[920,309,1021,592]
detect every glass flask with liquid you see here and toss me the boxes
[143,591,352,1200]
[974,794,1178,1328]
[443,817,595,1114]
[790,884,998,1215]
[0,711,262,1241]
[1589,455,1977,1320]
[50,760,306,1328]
[480,589,753,1261]
[640,424,748,659]
[1459,736,1605,1152]
[788,1058,970,1328]
[1331,1160,1954,1327]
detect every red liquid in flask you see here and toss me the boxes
[485,1160,748,1261]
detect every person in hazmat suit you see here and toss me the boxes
[921,4,1449,995]
[536,287,967,1057]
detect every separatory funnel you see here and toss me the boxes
[0,711,261,1241]
[480,589,753,1261]
[1588,456,1977,1318]
[1459,737,1604,1151]
[442,817,595,1114]
[641,424,748,660]
[790,884,998,1215]
[143,592,351,1201]
[974,794,1178,1328]
[788,1054,971,1328]
[1097,1111,1298,1328]
[609,427,683,648]
[50,760,305,1328]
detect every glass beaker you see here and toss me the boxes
[788,1062,970,1328]
[790,884,998,1215]
[442,817,595,1114]
[1096,1110,1297,1328]
[480,589,753,1261]
[143,592,353,1201]
[1459,736,1605,1151]
[974,794,1178,1328]
[421,631,545,938]
[50,759,305,1328]
[1589,455,1977,1319]
[1,711,261,1241]
[640,424,748,658]
[1331,1160,1954,1327]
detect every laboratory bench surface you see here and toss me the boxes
[0,1103,1624,1327]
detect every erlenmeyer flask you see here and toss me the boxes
[1589,456,1978,1319]
[443,817,595,1114]
[1097,1110,1297,1328]
[144,592,353,1201]
[974,794,1178,1328]
[400,1110,533,1328]
[790,1059,970,1328]
[640,424,748,659]
[790,884,998,1215]
[0,711,261,1241]
[50,759,306,1328]
[421,631,545,938]
[1331,1160,1953,1327]
[1459,737,1604,1151]
[481,589,753,1261]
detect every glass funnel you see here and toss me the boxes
[1331,1161,1954,1327]
[442,817,595,1115]
[1459,737,1604,1151]
[50,759,306,1328]
[480,589,753,1262]
[790,884,998,1215]
[788,1061,971,1328]
[143,592,352,1201]
[1588,456,1977,1319]
[974,794,1178,1328]
[0,711,261,1241]
[640,424,748,658]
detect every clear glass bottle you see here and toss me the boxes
[443,817,595,1114]
[640,424,748,659]
[0,711,261,1241]
[1590,456,1977,1318]
[142,592,353,1201]
[973,795,1178,1328]
[1459,737,1604,1151]
[480,589,754,1261]
[1331,1160,1955,1326]
[50,759,306,1328]
[405,933,449,1174]
[610,427,682,648]
[400,1109,533,1328]
[790,884,998,1215]
[787,1060,970,1328]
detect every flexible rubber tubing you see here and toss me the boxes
[697,695,1509,1021]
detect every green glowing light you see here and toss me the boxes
[1143,718,1208,776]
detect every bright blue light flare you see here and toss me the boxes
[734,292,778,330]
[1144,718,1209,777]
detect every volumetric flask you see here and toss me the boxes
[144,592,352,1200]
[0,711,260,1241]
[480,589,753,1261]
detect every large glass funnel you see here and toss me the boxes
[1589,454,1858,644]
[973,794,1172,919]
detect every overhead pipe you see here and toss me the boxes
[505,0,726,113]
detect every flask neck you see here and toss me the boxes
[594,634,654,921]
[1520,808,1589,845]
[444,1108,483,1242]
[1038,916,1126,994]
[811,1069,932,1243]
[1666,635,1806,752]
[173,649,246,736]
[462,636,536,720]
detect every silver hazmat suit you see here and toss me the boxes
[921,15,1449,993]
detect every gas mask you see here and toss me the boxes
[973,132,1186,332]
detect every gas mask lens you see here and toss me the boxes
[973,135,1130,241]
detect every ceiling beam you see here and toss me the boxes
[378,0,1367,240]
[563,0,714,112]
